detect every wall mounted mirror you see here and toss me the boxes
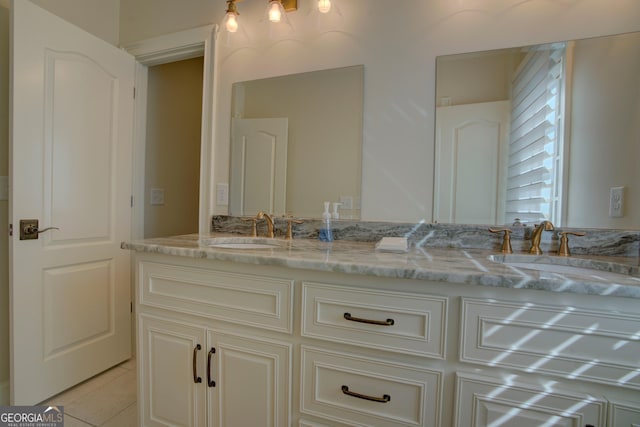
[229,65,363,219]
[434,31,640,230]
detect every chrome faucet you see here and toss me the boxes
[255,211,275,238]
[529,220,554,255]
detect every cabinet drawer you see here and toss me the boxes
[299,420,331,427]
[460,298,640,389]
[139,261,294,333]
[301,346,442,427]
[302,282,447,358]
[454,372,606,427]
[608,399,640,426]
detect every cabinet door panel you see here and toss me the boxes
[608,399,640,427]
[208,331,291,427]
[139,315,206,427]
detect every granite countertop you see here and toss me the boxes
[122,233,640,299]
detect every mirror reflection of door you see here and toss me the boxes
[230,118,288,216]
[434,101,510,224]
[144,57,203,238]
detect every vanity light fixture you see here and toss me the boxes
[224,0,341,38]
[265,0,297,23]
[267,0,285,22]
[317,0,331,13]
[223,0,240,33]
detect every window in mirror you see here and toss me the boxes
[506,43,567,226]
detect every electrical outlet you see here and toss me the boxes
[609,186,624,217]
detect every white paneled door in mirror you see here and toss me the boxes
[230,118,288,217]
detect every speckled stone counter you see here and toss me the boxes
[122,233,640,299]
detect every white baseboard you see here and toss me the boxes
[0,380,9,405]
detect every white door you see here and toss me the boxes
[434,101,510,225]
[10,1,134,404]
[230,118,288,216]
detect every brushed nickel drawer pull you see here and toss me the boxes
[344,312,395,326]
[193,344,202,384]
[341,385,391,403]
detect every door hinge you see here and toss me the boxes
[130,301,133,313]
[8,223,12,236]
[133,87,136,99]
[131,195,134,208]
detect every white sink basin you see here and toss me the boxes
[204,237,282,250]
[505,262,605,276]
[502,261,630,281]
[210,242,279,249]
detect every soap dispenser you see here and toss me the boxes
[332,202,341,219]
[319,201,333,242]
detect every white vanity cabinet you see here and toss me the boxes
[132,250,640,427]
[135,255,293,427]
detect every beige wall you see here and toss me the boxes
[30,0,120,45]
[0,1,8,404]
[566,32,640,228]
[119,0,217,46]
[435,50,521,107]
[118,0,640,222]
[144,57,203,238]
[211,1,640,222]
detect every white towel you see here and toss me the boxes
[375,237,409,253]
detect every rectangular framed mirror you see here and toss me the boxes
[434,32,640,229]
[229,65,364,219]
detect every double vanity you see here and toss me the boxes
[123,224,640,427]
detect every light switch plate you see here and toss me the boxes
[0,176,7,201]
[217,183,229,206]
[339,195,353,210]
[150,188,164,206]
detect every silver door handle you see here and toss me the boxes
[19,219,59,240]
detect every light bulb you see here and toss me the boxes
[225,13,239,33]
[318,0,331,13]
[268,1,282,22]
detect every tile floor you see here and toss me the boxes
[43,358,137,427]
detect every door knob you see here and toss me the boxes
[19,219,60,240]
